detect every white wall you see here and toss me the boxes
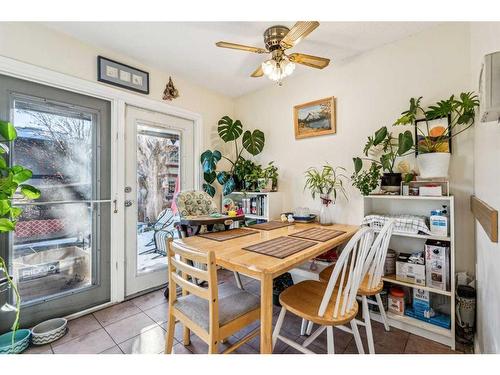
[0,22,234,150]
[235,23,475,274]
[469,22,500,354]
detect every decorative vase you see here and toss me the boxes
[417,152,451,178]
[319,194,334,226]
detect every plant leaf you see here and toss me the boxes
[200,150,221,173]
[353,157,363,174]
[242,130,265,156]
[216,171,230,185]
[222,176,236,195]
[0,157,6,169]
[0,218,15,232]
[19,184,41,199]
[373,127,388,146]
[397,131,414,155]
[217,116,243,142]
[203,171,216,184]
[0,120,17,141]
[202,183,216,197]
[12,167,32,184]
[0,200,10,216]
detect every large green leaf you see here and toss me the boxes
[0,218,15,232]
[12,167,33,184]
[202,183,216,197]
[242,130,265,156]
[200,150,221,173]
[203,171,216,184]
[0,200,10,216]
[0,120,17,141]
[397,131,414,155]
[394,96,422,125]
[222,176,236,196]
[353,157,363,174]
[217,116,243,142]
[20,184,41,199]
[216,171,230,185]
[0,157,6,169]
[373,127,388,146]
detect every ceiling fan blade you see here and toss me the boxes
[289,53,330,69]
[280,21,320,49]
[250,65,264,78]
[215,41,267,54]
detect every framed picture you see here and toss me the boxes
[414,116,452,155]
[294,96,336,139]
[97,56,149,94]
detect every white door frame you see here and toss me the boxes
[0,55,204,307]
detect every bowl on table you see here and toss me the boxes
[31,318,67,345]
[0,329,31,354]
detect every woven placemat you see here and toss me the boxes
[242,236,316,259]
[248,221,294,231]
[197,228,258,242]
[289,228,346,242]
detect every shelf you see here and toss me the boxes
[374,229,451,242]
[226,191,274,196]
[382,274,452,296]
[370,310,452,337]
[244,214,268,220]
[364,195,452,201]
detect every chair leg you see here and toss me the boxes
[362,296,375,354]
[300,319,308,336]
[306,320,314,335]
[327,326,335,354]
[208,340,218,354]
[164,314,176,354]
[183,326,191,346]
[272,307,287,349]
[375,293,390,331]
[350,320,365,354]
[234,271,244,290]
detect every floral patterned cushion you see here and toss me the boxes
[175,190,219,217]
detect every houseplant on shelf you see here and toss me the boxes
[0,120,40,352]
[200,116,265,196]
[304,164,348,225]
[352,126,413,195]
[394,92,479,178]
[259,161,279,192]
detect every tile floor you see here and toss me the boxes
[24,269,462,354]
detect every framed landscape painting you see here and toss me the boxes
[294,96,336,139]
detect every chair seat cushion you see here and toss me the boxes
[319,265,384,296]
[279,280,358,326]
[174,284,260,331]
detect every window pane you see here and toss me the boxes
[13,97,94,202]
[12,202,95,304]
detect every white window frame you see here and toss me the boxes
[0,55,204,315]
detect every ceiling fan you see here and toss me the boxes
[215,21,330,84]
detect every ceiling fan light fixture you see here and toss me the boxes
[261,56,295,83]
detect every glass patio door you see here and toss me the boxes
[0,74,111,331]
[124,106,194,296]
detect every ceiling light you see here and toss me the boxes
[261,56,295,84]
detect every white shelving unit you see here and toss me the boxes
[364,195,456,349]
[223,191,283,222]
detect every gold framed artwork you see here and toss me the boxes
[294,96,336,139]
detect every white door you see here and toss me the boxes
[125,105,194,296]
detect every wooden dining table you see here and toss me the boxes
[174,222,359,354]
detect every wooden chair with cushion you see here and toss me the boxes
[164,239,261,354]
[316,219,395,354]
[272,227,375,354]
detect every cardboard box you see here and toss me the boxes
[396,261,426,286]
[419,185,443,197]
[425,240,450,291]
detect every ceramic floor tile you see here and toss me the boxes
[404,334,457,354]
[55,314,102,345]
[160,320,188,342]
[143,302,169,324]
[24,344,53,354]
[104,312,157,344]
[52,328,115,354]
[118,326,166,354]
[169,342,193,354]
[100,345,124,354]
[131,289,167,311]
[93,300,142,326]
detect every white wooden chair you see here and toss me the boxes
[272,227,375,354]
[317,219,395,353]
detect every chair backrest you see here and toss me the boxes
[154,208,175,230]
[175,190,219,217]
[362,218,395,290]
[318,226,375,319]
[167,239,219,332]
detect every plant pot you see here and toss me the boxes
[319,194,334,226]
[380,172,402,193]
[0,329,31,354]
[257,178,272,192]
[417,152,450,178]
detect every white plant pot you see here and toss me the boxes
[417,152,451,178]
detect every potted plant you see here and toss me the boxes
[200,116,266,196]
[394,92,479,178]
[304,164,348,225]
[262,161,279,192]
[0,120,40,352]
[352,126,413,195]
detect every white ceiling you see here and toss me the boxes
[44,22,440,97]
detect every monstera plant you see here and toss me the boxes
[201,116,265,196]
[0,120,40,346]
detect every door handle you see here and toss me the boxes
[124,200,133,207]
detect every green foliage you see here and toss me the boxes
[201,116,270,195]
[304,164,348,203]
[351,162,382,196]
[394,92,480,153]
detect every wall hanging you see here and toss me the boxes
[294,97,336,139]
[97,56,149,94]
[163,76,179,101]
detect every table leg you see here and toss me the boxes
[260,273,274,354]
